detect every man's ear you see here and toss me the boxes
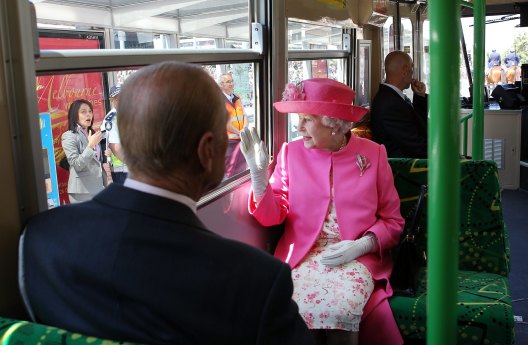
[197,131,214,173]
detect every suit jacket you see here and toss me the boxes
[61,130,104,195]
[249,137,404,345]
[20,184,313,345]
[370,84,428,158]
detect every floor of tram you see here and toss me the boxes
[501,188,528,344]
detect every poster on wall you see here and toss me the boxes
[39,113,60,208]
[36,31,106,205]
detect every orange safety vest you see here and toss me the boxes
[226,95,245,140]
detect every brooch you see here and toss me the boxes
[356,153,371,176]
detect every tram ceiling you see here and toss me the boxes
[31,0,250,40]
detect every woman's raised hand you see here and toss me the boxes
[87,130,103,149]
[240,127,269,171]
[240,127,269,200]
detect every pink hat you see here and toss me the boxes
[273,78,368,122]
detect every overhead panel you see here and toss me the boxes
[33,2,112,27]
[286,0,359,26]
[112,0,207,27]
[33,0,250,40]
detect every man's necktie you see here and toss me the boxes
[403,95,414,108]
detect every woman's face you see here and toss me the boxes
[298,113,336,151]
[77,103,93,130]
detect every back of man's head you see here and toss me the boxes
[118,61,228,187]
[385,51,411,76]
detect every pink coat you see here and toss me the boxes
[249,136,404,345]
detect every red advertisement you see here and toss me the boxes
[36,34,105,204]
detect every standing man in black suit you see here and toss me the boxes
[370,51,428,158]
[19,61,314,345]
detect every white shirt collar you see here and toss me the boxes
[123,178,197,214]
[382,82,407,100]
[222,92,234,102]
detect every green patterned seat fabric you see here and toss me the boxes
[387,159,513,345]
[388,159,510,276]
[389,269,514,345]
[0,317,141,345]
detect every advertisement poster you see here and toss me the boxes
[36,33,106,204]
[39,113,60,208]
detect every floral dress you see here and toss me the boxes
[291,185,374,332]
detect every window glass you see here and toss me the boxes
[422,20,430,95]
[32,0,251,49]
[401,18,413,57]
[382,16,394,75]
[36,62,255,207]
[401,18,414,100]
[288,21,343,50]
[287,59,346,141]
[438,15,528,99]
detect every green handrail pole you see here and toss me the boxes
[472,0,485,159]
[428,0,460,344]
[463,120,468,156]
[460,113,473,157]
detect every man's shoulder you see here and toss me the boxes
[372,84,400,107]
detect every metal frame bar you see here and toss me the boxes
[36,49,262,75]
[287,50,349,61]
[471,0,485,160]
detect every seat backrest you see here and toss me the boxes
[388,158,510,276]
[0,317,141,345]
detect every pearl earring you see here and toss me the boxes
[331,131,336,136]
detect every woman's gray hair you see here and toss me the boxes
[321,116,353,135]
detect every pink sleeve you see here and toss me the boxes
[367,145,405,256]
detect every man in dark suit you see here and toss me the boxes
[370,50,428,158]
[19,62,314,345]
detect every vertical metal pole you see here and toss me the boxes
[428,0,460,343]
[463,120,468,156]
[395,2,401,51]
[472,0,485,159]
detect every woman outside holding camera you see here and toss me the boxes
[62,99,105,203]
[240,78,404,345]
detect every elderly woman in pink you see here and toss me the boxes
[240,78,404,345]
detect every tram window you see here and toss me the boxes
[35,61,256,205]
[382,16,394,65]
[422,20,430,95]
[112,32,171,49]
[288,59,345,86]
[288,21,343,50]
[287,59,346,141]
[33,0,251,50]
[401,18,413,57]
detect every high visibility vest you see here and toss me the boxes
[226,95,245,140]
[103,109,126,169]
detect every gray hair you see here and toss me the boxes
[217,73,232,86]
[321,116,353,135]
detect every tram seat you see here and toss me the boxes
[387,158,514,345]
[0,316,141,345]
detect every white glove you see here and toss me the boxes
[240,127,269,200]
[321,233,379,267]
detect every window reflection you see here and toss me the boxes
[288,21,343,50]
[36,61,256,204]
[33,0,251,49]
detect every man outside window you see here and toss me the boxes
[218,73,248,177]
